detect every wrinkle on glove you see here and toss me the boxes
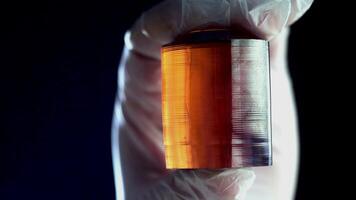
[113,0,313,199]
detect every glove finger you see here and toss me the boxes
[288,0,314,25]
[140,168,255,200]
[126,0,314,60]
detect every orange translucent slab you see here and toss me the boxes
[161,43,232,168]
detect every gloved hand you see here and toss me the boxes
[112,0,313,199]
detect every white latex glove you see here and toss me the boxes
[112,0,313,199]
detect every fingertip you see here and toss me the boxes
[288,0,314,25]
[125,21,162,60]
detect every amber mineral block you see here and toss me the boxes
[161,32,271,169]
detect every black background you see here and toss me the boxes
[1,0,347,199]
